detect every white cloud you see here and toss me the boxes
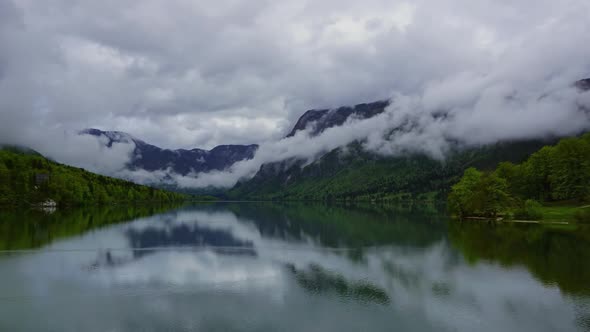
[0,0,589,188]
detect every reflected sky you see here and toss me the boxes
[0,203,588,332]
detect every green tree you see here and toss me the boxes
[448,167,482,218]
[522,146,554,201]
[549,138,590,201]
[494,161,527,198]
[474,173,510,217]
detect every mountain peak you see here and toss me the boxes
[286,100,390,137]
[80,128,141,147]
[79,128,258,178]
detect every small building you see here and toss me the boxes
[39,199,57,207]
[36,199,57,214]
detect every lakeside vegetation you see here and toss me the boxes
[0,147,188,207]
[448,133,590,222]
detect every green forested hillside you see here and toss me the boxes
[0,147,187,207]
[448,133,590,219]
[229,139,552,201]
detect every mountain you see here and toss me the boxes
[229,78,590,200]
[79,100,390,191]
[0,147,188,207]
[228,139,554,201]
[0,144,43,156]
[78,78,589,199]
[81,129,258,176]
[286,100,390,137]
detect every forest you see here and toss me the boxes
[0,147,187,207]
[448,133,590,222]
[229,139,551,201]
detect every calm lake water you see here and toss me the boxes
[1,202,589,332]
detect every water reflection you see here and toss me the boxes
[0,204,184,250]
[0,202,588,332]
[449,222,590,296]
[288,263,390,305]
[126,223,256,257]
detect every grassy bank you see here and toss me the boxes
[461,203,589,226]
[536,202,590,224]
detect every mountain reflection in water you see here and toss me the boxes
[0,202,589,332]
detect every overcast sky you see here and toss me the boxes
[0,0,589,151]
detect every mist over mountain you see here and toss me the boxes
[1,75,588,194]
[3,3,590,329]
[71,101,393,189]
[65,76,590,195]
[1,0,590,195]
[228,80,590,199]
[80,128,257,175]
[286,100,390,137]
[183,77,590,191]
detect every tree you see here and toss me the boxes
[523,146,554,201]
[474,173,510,217]
[450,168,510,218]
[494,161,527,198]
[448,168,482,218]
[549,138,590,201]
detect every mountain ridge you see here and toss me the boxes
[229,78,590,200]
[286,100,390,137]
[78,99,393,190]
[228,139,557,200]
[81,128,258,176]
[76,77,590,197]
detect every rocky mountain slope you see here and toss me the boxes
[81,129,258,176]
[286,100,390,137]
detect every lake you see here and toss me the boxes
[1,202,589,332]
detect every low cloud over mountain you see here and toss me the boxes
[49,79,590,190]
[0,0,589,189]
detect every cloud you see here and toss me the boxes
[175,80,590,189]
[0,0,589,187]
[0,128,135,176]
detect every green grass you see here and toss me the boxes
[539,203,587,222]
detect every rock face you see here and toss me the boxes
[286,100,390,137]
[80,129,258,175]
[238,100,391,186]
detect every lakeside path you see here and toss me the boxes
[464,216,570,225]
